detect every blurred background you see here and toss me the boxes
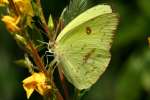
[0,0,150,100]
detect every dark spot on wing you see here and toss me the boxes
[86,26,92,35]
[81,44,87,50]
[96,53,111,58]
[83,48,96,64]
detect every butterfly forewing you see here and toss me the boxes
[56,5,112,41]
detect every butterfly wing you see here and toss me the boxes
[54,6,118,90]
[57,5,112,41]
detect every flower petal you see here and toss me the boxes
[1,16,20,32]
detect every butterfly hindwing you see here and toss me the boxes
[54,12,118,89]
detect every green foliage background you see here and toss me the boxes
[0,0,150,100]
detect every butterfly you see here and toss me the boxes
[51,5,119,90]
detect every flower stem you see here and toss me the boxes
[8,0,64,99]
[27,40,64,100]
[58,67,70,100]
[8,0,20,16]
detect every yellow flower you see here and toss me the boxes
[1,15,20,32]
[15,0,33,16]
[0,0,33,16]
[14,0,34,26]
[0,0,8,6]
[22,72,51,99]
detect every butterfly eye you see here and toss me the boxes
[86,26,92,35]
